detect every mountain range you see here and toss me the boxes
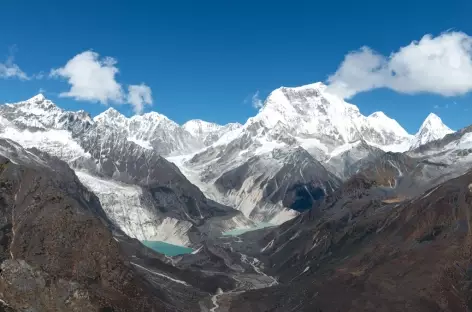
[0,93,254,248]
[1,82,472,311]
[170,82,457,223]
[0,84,459,227]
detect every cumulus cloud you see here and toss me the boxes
[51,50,154,114]
[326,31,472,99]
[251,91,264,109]
[50,51,125,104]
[127,84,153,114]
[0,48,29,80]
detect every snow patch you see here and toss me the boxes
[261,239,274,252]
[0,127,91,162]
[127,137,152,149]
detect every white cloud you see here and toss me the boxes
[0,52,29,80]
[251,91,264,109]
[32,71,45,80]
[127,84,153,114]
[51,50,154,114]
[326,31,472,99]
[50,51,125,104]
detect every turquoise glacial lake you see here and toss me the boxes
[222,222,275,236]
[142,240,193,256]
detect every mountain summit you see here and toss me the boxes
[182,119,242,146]
[246,82,412,155]
[410,113,453,149]
[27,93,46,103]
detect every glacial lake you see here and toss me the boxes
[142,240,193,256]
[222,222,275,236]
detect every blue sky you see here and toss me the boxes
[0,0,471,133]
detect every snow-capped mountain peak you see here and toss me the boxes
[94,108,173,127]
[421,113,449,130]
[410,113,454,149]
[284,81,328,92]
[27,93,46,103]
[0,96,203,157]
[242,82,412,157]
[139,111,170,122]
[0,95,96,132]
[368,111,387,119]
[95,107,123,118]
[12,93,59,113]
[92,107,200,155]
[253,82,356,131]
[93,107,128,126]
[182,119,222,134]
[366,111,411,138]
[182,119,242,146]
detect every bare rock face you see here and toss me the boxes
[210,147,341,223]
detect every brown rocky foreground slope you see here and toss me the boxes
[0,138,232,311]
[227,168,472,311]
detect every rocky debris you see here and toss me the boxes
[0,259,97,312]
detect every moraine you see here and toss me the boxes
[222,222,275,236]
